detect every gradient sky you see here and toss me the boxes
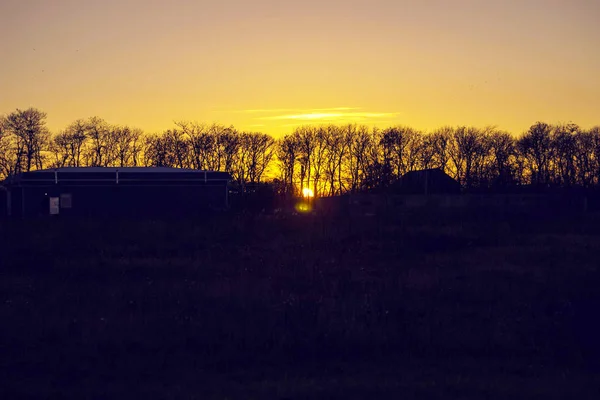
[1,0,599,136]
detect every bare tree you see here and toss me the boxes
[380,126,422,179]
[323,125,348,195]
[85,116,111,166]
[551,123,578,187]
[243,132,275,184]
[449,126,491,189]
[130,128,144,167]
[59,119,88,167]
[572,128,595,187]
[591,127,600,186]
[6,107,600,195]
[177,121,214,170]
[205,124,239,172]
[517,122,553,187]
[430,126,453,173]
[311,127,328,197]
[143,134,170,167]
[362,127,392,190]
[345,124,371,193]
[276,134,298,195]
[415,133,436,170]
[2,108,49,172]
[294,126,316,192]
[112,125,142,167]
[487,129,516,188]
[49,132,74,168]
[162,129,189,168]
[0,116,16,178]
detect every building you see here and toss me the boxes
[391,168,461,195]
[0,167,231,218]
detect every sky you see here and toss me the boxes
[1,0,599,137]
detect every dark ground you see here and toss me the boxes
[1,209,600,399]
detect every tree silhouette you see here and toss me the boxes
[85,117,111,167]
[276,134,298,196]
[240,132,275,185]
[488,129,517,188]
[113,125,142,167]
[429,126,453,173]
[517,122,553,187]
[177,121,213,170]
[2,106,600,198]
[2,108,48,173]
[345,124,371,193]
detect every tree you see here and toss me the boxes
[311,127,328,197]
[517,122,553,187]
[163,129,189,168]
[62,119,88,167]
[85,116,111,166]
[177,121,214,170]
[143,134,169,167]
[429,126,453,173]
[2,108,49,172]
[207,124,239,172]
[0,116,16,178]
[112,125,142,167]
[294,126,315,193]
[487,129,517,188]
[449,126,489,189]
[243,132,275,184]
[345,124,371,193]
[323,125,347,196]
[572,128,596,187]
[49,132,74,168]
[276,134,298,195]
[551,123,578,187]
[363,127,393,190]
[380,126,422,179]
[591,127,600,186]
[415,133,436,170]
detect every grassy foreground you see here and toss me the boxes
[1,210,600,399]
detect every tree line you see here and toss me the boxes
[2,107,600,196]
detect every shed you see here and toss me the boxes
[1,167,231,218]
[392,168,461,195]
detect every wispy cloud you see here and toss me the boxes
[260,111,399,121]
[239,107,359,114]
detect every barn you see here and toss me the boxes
[0,167,231,218]
[392,168,461,195]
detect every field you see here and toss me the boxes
[2,209,600,399]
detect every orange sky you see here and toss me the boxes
[1,0,599,137]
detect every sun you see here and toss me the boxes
[302,187,314,198]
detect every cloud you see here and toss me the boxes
[260,111,399,121]
[240,107,359,114]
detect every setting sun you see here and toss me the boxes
[302,188,315,198]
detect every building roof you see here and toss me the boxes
[394,168,461,194]
[2,167,231,186]
[24,167,217,174]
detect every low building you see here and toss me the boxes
[1,167,231,218]
[391,168,461,195]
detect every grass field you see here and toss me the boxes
[1,210,600,399]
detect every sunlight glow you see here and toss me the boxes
[302,187,314,198]
[294,201,312,214]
